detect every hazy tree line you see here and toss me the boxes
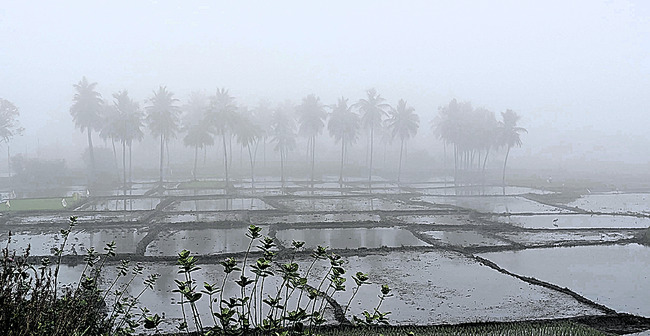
[433,99,527,187]
[68,77,424,188]
[1,77,526,190]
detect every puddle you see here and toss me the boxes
[276,227,428,249]
[165,198,273,211]
[76,198,161,211]
[159,213,245,223]
[316,250,602,324]
[145,227,270,256]
[5,213,144,225]
[0,227,147,255]
[418,186,552,196]
[418,196,570,214]
[495,214,650,229]
[250,213,381,224]
[566,193,650,214]
[394,214,483,226]
[421,230,510,248]
[480,244,650,317]
[275,197,430,212]
[496,231,638,246]
[161,189,226,196]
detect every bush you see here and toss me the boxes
[0,217,159,336]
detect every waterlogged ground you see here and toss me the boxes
[1,179,649,333]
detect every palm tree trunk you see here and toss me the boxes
[280,149,285,184]
[502,146,511,193]
[339,140,345,183]
[122,140,127,210]
[193,145,198,180]
[248,145,255,189]
[129,143,133,184]
[87,129,95,183]
[310,135,316,186]
[159,134,164,183]
[368,127,374,184]
[222,133,229,187]
[112,138,119,180]
[398,139,404,183]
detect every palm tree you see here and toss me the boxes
[356,89,390,184]
[146,86,180,184]
[234,108,262,188]
[499,109,527,189]
[271,101,296,184]
[297,94,327,186]
[207,88,238,187]
[253,100,273,168]
[0,99,24,179]
[70,77,103,180]
[110,90,144,189]
[386,99,419,182]
[182,92,213,180]
[327,97,359,183]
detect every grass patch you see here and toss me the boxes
[0,197,81,212]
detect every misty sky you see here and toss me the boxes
[1,0,648,166]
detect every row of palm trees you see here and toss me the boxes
[69,77,422,187]
[433,99,527,186]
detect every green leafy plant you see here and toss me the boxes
[172,224,393,335]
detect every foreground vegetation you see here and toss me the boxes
[0,218,392,335]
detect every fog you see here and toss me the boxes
[1,0,649,180]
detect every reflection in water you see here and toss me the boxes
[276,227,428,249]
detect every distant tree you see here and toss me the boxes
[386,99,419,182]
[253,100,273,168]
[297,94,327,185]
[146,86,180,184]
[271,101,296,184]
[0,99,24,179]
[234,108,262,188]
[70,77,103,180]
[207,88,238,187]
[111,90,143,189]
[0,99,24,144]
[182,92,213,180]
[499,109,527,189]
[356,89,390,183]
[327,97,359,183]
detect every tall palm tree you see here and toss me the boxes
[207,88,238,187]
[327,97,359,183]
[234,109,262,188]
[146,86,180,184]
[297,94,327,185]
[356,89,390,183]
[182,92,213,180]
[111,90,144,189]
[271,101,296,184]
[499,109,527,189]
[253,100,273,168]
[70,77,103,180]
[386,99,419,182]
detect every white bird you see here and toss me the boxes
[86,189,90,197]
[61,198,67,208]
[5,200,9,208]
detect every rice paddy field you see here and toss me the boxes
[2,177,649,334]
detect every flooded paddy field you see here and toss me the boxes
[2,181,650,333]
